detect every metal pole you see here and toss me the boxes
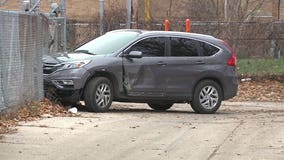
[50,0,53,11]
[99,0,104,35]
[126,0,132,29]
[278,0,281,20]
[224,0,227,21]
[29,0,41,13]
[62,0,67,52]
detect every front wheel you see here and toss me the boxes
[148,102,174,111]
[84,77,113,112]
[191,80,222,114]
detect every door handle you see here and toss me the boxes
[157,61,167,66]
[195,61,205,65]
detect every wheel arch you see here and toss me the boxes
[81,71,120,100]
[193,77,224,100]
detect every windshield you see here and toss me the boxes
[75,31,140,55]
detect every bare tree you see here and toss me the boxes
[224,0,266,56]
[104,0,125,31]
[185,0,220,21]
[166,0,173,18]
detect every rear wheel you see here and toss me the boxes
[148,102,174,111]
[84,77,113,112]
[191,80,222,114]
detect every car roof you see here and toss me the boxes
[107,29,226,50]
[108,29,219,42]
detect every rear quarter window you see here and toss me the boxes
[200,41,220,56]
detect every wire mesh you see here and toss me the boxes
[0,11,49,111]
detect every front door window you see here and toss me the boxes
[123,37,167,97]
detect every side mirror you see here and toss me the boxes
[125,51,143,59]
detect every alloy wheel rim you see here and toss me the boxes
[95,83,111,108]
[199,85,219,109]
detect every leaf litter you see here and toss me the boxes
[0,98,74,137]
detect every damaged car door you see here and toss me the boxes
[122,37,168,97]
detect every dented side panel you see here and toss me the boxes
[123,57,167,97]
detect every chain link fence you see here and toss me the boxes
[190,21,283,58]
[0,11,49,112]
[66,20,283,58]
[48,17,64,54]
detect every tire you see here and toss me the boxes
[148,102,174,111]
[191,80,222,114]
[84,77,113,112]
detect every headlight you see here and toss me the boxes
[61,60,91,70]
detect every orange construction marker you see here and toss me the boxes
[186,19,191,32]
[165,19,170,31]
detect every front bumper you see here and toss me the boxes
[43,67,91,103]
[44,80,81,103]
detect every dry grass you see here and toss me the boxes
[1,0,122,21]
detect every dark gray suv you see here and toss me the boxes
[43,29,238,114]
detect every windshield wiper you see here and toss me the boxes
[74,50,95,55]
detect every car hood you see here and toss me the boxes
[43,53,95,64]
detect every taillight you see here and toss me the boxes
[227,53,237,66]
[222,41,237,66]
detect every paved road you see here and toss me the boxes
[0,102,284,160]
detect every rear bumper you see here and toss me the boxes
[222,76,238,100]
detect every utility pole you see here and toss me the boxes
[126,0,132,29]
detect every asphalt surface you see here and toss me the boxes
[0,101,284,160]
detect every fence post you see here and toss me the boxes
[186,19,191,32]
[62,0,67,52]
[165,19,169,31]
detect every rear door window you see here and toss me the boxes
[170,37,219,57]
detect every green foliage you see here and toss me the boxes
[237,58,284,75]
